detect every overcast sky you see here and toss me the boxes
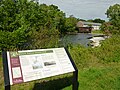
[40,0,120,20]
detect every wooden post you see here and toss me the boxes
[2,51,11,90]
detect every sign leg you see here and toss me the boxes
[5,85,10,90]
[2,51,11,90]
[72,70,79,90]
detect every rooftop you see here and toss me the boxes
[76,21,102,27]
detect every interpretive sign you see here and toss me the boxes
[4,48,75,85]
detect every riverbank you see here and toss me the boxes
[88,34,110,48]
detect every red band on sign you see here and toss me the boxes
[9,52,24,84]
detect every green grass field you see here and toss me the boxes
[0,35,120,90]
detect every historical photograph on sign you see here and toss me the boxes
[32,56,43,69]
[44,61,56,66]
[12,67,22,78]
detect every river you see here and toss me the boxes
[59,33,104,47]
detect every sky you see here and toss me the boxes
[40,0,120,20]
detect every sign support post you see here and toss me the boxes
[2,51,11,90]
[73,70,78,90]
[64,48,79,90]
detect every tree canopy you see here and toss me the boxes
[87,18,105,24]
[0,0,67,50]
[64,15,78,33]
[105,4,120,32]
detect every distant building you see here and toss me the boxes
[76,21,102,33]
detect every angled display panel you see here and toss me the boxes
[6,47,75,85]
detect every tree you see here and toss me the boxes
[93,18,105,23]
[0,0,66,50]
[64,15,78,33]
[0,0,31,50]
[100,22,113,35]
[87,18,105,23]
[106,4,120,31]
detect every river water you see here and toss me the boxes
[59,33,101,47]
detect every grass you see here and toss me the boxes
[0,55,4,90]
[0,35,120,90]
[78,64,120,90]
[64,63,120,90]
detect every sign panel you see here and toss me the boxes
[6,48,75,85]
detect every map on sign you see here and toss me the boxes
[7,48,75,85]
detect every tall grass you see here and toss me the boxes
[0,56,4,90]
[65,35,120,90]
[69,35,120,68]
